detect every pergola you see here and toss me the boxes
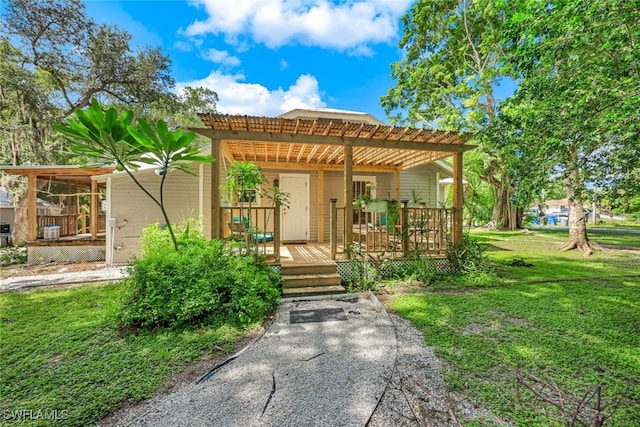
[192,114,475,247]
[0,165,115,240]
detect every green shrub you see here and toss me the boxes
[446,235,497,286]
[0,246,27,266]
[121,222,280,328]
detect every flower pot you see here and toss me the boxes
[366,200,388,213]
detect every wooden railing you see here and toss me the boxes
[330,200,453,259]
[37,213,106,238]
[220,205,280,260]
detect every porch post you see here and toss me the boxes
[344,145,353,253]
[274,201,281,262]
[330,198,337,260]
[210,138,222,239]
[401,199,409,257]
[393,168,400,200]
[27,173,37,241]
[318,168,325,243]
[90,178,98,240]
[453,152,464,246]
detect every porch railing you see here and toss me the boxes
[37,213,106,239]
[330,200,453,259]
[219,205,280,260]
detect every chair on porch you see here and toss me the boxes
[227,217,274,244]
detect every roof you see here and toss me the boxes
[193,113,474,171]
[0,165,115,186]
[278,108,383,125]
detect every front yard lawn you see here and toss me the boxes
[387,230,640,425]
[0,282,251,427]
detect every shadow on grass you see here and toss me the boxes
[389,277,640,426]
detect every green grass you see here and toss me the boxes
[0,282,248,426]
[387,230,640,425]
[525,227,640,248]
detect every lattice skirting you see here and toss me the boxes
[336,257,452,283]
[28,246,106,265]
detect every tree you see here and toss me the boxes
[53,99,215,250]
[2,0,173,116]
[501,0,640,254]
[0,0,176,175]
[0,38,61,167]
[382,0,524,230]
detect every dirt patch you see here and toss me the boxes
[1,261,110,279]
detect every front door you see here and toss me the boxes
[280,173,309,241]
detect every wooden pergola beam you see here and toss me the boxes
[191,128,475,153]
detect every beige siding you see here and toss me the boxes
[399,166,437,206]
[109,168,202,264]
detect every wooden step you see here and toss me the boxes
[281,273,342,289]
[280,263,338,275]
[282,285,347,297]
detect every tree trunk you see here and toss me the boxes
[560,165,594,255]
[490,178,518,230]
[13,198,28,245]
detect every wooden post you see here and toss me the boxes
[453,152,464,246]
[274,201,281,262]
[393,168,400,200]
[210,138,222,239]
[401,199,409,257]
[27,173,37,241]
[318,168,325,243]
[90,179,98,240]
[344,145,353,254]
[330,198,337,260]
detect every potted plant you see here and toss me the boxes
[409,188,424,207]
[354,182,391,212]
[220,161,266,246]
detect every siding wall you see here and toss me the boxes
[109,167,202,264]
[399,167,438,206]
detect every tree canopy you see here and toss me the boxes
[382,0,524,230]
[386,0,640,252]
[499,0,640,252]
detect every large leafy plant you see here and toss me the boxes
[53,99,214,250]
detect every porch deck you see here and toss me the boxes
[280,243,346,265]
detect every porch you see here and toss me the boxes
[220,204,453,263]
[194,112,474,260]
[0,166,113,264]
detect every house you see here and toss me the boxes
[1,109,474,277]
[98,108,473,265]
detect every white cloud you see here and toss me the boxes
[177,71,326,116]
[202,48,241,66]
[183,0,413,54]
[280,58,289,70]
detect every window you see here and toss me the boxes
[353,176,377,200]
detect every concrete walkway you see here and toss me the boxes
[101,294,397,427]
[0,266,129,292]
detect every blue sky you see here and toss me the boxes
[84,0,416,122]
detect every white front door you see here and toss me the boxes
[280,174,309,241]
